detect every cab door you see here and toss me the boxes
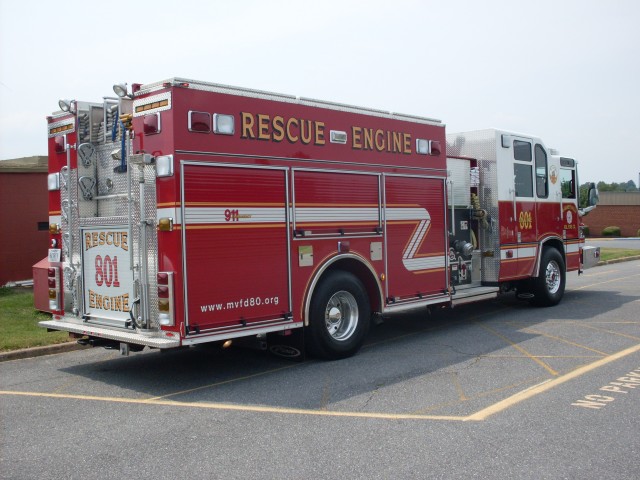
[511,139,537,277]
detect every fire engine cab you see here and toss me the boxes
[39,78,600,359]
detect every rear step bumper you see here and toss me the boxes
[39,319,180,349]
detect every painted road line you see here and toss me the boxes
[476,322,559,376]
[509,325,610,356]
[569,272,640,292]
[0,390,466,422]
[3,343,639,422]
[466,342,640,421]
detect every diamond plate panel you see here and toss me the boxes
[447,130,500,282]
[59,135,158,330]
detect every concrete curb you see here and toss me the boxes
[0,342,89,362]
[2,256,639,362]
[597,255,640,266]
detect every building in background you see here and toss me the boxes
[584,191,640,237]
[0,156,49,285]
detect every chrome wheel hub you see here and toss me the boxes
[545,260,561,294]
[324,290,358,341]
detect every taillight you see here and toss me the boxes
[157,272,174,326]
[48,267,61,311]
[143,113,161,135]
[54,135,66,153]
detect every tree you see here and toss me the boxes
[596,180,638,192]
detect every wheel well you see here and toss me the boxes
[306,256,382,324]
[538,239,566,274]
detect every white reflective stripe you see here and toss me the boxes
[295,207,379,222]
[182,205,437,273]
[185,207,285,224]
[405,219,430,259]
[387,207,434,272]
[565,243,580,253]
[518,247,537,259]
[500,246,537,259]
[157,207,181,225]
[49,215,61,225]
[386,207,430,221]
[403,256,446,271]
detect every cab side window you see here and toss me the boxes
[535,144,548,198]
[560,169,576,199]
[514,140,532,161]
[513,140,533,197]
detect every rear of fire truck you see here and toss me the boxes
[39,84,179,353]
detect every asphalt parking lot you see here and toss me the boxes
[1,260,639,479]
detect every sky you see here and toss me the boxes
[1,0,639,185]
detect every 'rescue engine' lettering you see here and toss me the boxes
[88,290,130,312]
[85,231,129,251]
[351,126,412,154]
[240,111,414,155]
[241,112,326,146]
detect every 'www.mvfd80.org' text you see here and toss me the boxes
[200,296,280,313]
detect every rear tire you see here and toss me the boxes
[306,271,370,360]
[531,248,565,307]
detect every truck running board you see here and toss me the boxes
[451,286,499,307]
[39,320,180,349]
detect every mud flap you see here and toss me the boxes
[266,328,306,362]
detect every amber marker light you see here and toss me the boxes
[49,223,60,234]
[157,217,173,232]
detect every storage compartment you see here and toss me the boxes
[581,245,600,269]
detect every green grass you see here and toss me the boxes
[599,248,640,263]
[0,288,68,351]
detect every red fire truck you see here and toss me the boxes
[39,78,600,359]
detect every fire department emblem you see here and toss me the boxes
[549,165,558,184]
[566,210,573,224]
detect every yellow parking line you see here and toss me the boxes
[570,272,640,291]
[569,322,640,341]
[482,355,602,359]
[466,342,640,421]
[0,390,466,422]
[451,372,468,401]
[476,323,559,376]
[2,343,639,422]
[411,376,547,415]
[147,364,300,401]
[513,326,609,356]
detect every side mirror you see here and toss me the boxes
[588,182,599,206]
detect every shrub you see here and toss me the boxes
[637,228,640,237]
[581,225,590,236]
[602,226,621,236]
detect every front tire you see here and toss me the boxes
[531,248,565,307]
[306,271,370,359]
